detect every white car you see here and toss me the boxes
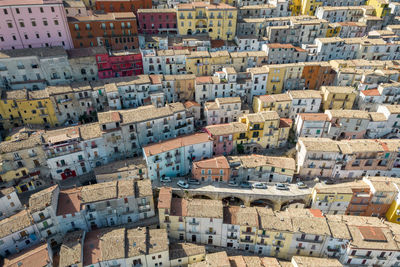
[253,182,267,189]
[177,180,189,189]
[228,181,239,187]
[160,177,171,183]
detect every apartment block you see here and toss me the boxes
[253,94,292,118]
[0,188,22,220]
[294,113,330,139]
[143,133,213,180]
[95,0,152,13]
[288,90,322,119]
[0,90,58,130]
[320,86,356,110]
[192,156,231,182]
[177,3,237,41]
[0,210,40,257]
[205,97,242,125]
[67,48,100,82]
[325,109,370,139]
[376,104,400,136]
[315,6,374,23]
[0,47,73,90]
[141,49,188,75]
[0,0,73,50]
[0,129,47,185]
[296,138,400,179]
[68,12,139,50]
[228,154,295,183]
[263,43,308,64]
[97,49,143,79]
[337,22,367,38]
[137,9,177,35]
[204,122,247,156]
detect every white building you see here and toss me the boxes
[143,133,213,181]
[248,66,269,104]
[295,113,330,139]
[0,187,22,220]
[0,210,40,257]
[288,90,322,119]
[377,104,400,137]
[205,97,242,125]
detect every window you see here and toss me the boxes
[16,8,20,14]
[19,21,25,27]
[54,20,59,26]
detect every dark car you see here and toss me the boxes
[240,181,252,188]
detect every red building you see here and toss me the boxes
[137,9,177,35]
[96,0,152,13]
[96,50,143,79]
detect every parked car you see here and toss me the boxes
[297,182,307,189]
[240,181,252,188]
[177,180,189,189]
[228,181,239,187]
[188,179,200,185]
[322,179,335,185]
[275,183,289,190]
[252,182,267,189]
[160,177,171,183]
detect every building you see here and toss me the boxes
[68,12,139,50]
[204,122,247,156]
[94,158,147,183]
[288,90,322,119]
[0,90,58,130]
[253,94,292,118]
[3,243,53,267]
[320,86,356,111]
[0,0,73,50]
[0,129,47,186]
[95,0,152,12]
[263,43,307,64]
[0,188,22,220]
[192,156,230,182]
[137,9,177,35]
[294,113,330,139]
[325,109,370,140]
[377,104,400,137]
[96,49,143,79]
[205,97,242,125]
[143,133,213,181]
[0,47,73,91]
[0,210,40,257]
[67,48,100,82]
[177,2,237,41]
[228,154,295,183]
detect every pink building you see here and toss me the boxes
[204,122,247,156]
[0,0,73,50]
[192,156,230,182]
[137,8,177,35]
[96,50,143,79]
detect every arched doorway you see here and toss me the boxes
[222,196,244,206]
[192,195,212,200]
[280,200,306,211]
[250,199,275,209]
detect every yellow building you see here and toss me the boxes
[164,74,196,101]
[210,51,232,73]
[386,192,400,223]
[326,23,341,37]
[367,0,390,17]
[0,128,46,186]
[320,86,357,110]
[239,111,290,150]
[252,93,292,118]
[311,183,355,215]
[186,51,211,76]
[266,65,286,94]
[177,2,237,41]
[289,0,301,15]
[300,0,322,15]
[0,89,58,130]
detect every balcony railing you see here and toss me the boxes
[240,239,253,243]
[241,231,255,235]
[189,221,199,225]
[295,238,323,243]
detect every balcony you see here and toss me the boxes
[29,152,37,158]
[47,147,82,159]
[227,234,238,239]
[189,221,199,225]
[175,123,187,129]
[258,233,270,238]
[327,247,340,252]
[351,254,373,259]
[147,132,154,137]
[296,245,305,249]
[295,238,323,243]
[240,239,253,243]
[273,243,284,248]
[377,256,387,260]
[241,231,255,235]
[275,235,285,240]
[205,230,216,235]
[163,128,170,133]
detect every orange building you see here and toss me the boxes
[345,185,372,216]
[95,0,152,13]
[302,62,335,90]
[68,12,139,50]
[191,156,230,182]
